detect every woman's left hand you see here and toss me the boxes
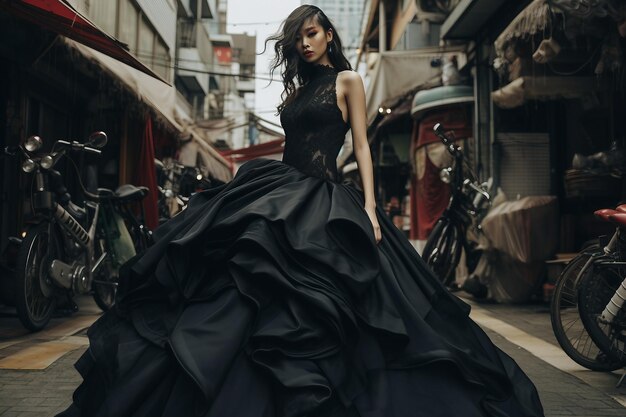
[365,206,382,244]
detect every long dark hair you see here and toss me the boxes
[264,5,352,114]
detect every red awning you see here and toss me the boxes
[221,138,285,163]
[0,0,163,81]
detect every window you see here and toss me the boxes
[138,15,155,67]
[154,38,171,80]
[118,0,138,54]
[89,0,170,80]
[89,0,118,36]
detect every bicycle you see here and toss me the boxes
[422,123,491,287]
[550,205,626,370]
[576,209,626,365]
[5,133,151,330]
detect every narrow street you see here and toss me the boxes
[0,294,624,417]
[0,0,625,416]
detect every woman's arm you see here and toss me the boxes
[340,71,381,243]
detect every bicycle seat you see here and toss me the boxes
[594,208,618,222]
[616,204,626,213]
[97,188,114,197]
[81,187,113,202]
[608,212,626,227]
[114,184,149,202]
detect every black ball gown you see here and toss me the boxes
[58,65,544,417]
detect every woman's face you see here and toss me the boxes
[295,17,332,66]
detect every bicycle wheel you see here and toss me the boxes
[550,249,624,371]
[15,223,59,331]
[422,218,462,286]
[578,262,626,364]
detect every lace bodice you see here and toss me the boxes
[280,65,350,182]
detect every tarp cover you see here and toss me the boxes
[473,250,546,304]
[471,196,559,303]
[481,195,559,263]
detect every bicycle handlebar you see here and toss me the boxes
[433,123,462,157]
[55,140,101,155]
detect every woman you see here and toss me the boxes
[58,5,544,417]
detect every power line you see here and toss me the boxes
[225,10,368,27]
[133,44,363,80]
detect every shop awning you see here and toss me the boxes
[491,76,605,108]
[0,0,163,81]
[365,47,465,124]
[64,38,232,182]
[494,0,551,56]
[411,85,474,120]
[184,132,234,183]
[221,138,285,163]
[64,38,180,130]
[441,0,509,40]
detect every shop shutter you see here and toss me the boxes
[496,133,551,198]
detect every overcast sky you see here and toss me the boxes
[227,0,301,126]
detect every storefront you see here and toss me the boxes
[436,0,626,301]
[410,85,474,251]
[343,48,465,246]
[488,0,625,251]
[0,5,231,255]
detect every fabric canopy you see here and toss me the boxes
[64,38,180,131]
[180,132,234,183]
[0,0,163,81]
[365,47,465,124]
[63,39,232,183]
[222,138,285,163]
[491,76,604,108]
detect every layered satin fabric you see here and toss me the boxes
[58,159,544,417]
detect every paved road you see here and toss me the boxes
[0,294,624,416]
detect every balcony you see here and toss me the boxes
[176,19,213,96]
[178,20,212,61]
[177,47,209,94]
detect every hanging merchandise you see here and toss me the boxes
[550,0,623,20]
[532,38,561,63]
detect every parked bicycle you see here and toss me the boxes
[577,208,626,365]
[422,123,492,287]
[550,205,626,370]
[155,157,211,223]
[5,132,151,331]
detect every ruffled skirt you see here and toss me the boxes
[58,159,544,417]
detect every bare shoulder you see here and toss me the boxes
[337,70,362,84]
[337,70,363,95]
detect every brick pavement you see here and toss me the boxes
[0,349,81,417]
[483,328,625,416]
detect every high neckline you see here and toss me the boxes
[310,64,338,80]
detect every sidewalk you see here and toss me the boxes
[465,295,626,416]
[0,349,82,416]
[0,295,624,416]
